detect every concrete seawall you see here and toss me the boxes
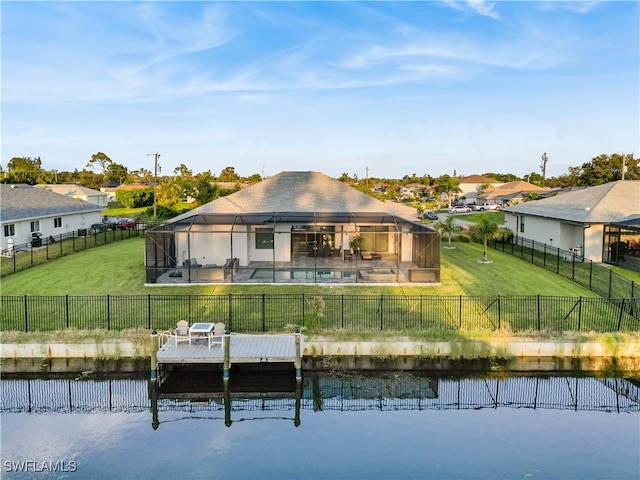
[1,337,639,373]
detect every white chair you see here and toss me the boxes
[209,323,225,349]
[173,320,190,347]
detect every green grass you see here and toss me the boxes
[461,211,505,224]
[0,237,597,297]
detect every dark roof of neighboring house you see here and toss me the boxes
[0,184,102,222]
[168,171,423,225]
[502,180,640,223]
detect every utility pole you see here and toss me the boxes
[621,153,627,180]
[147,152,161,219]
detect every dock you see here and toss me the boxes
[152,330,303,385]
[156,333,300,364]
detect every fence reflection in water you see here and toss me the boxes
[2,373,639,428]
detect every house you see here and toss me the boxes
[502,180,640,263]
[477,181,549,206]
[40,184,109,207]
[457,175,504,204]
[0,184,103,251]
[145,171,441,284]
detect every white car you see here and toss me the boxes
[473,203,500,211]
[449,205,471,214]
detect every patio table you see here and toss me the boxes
[188,322,215,346]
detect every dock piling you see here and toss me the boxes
[150,330,158,382]
[294,328,302,380]
[223,330,231,381]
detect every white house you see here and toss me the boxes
[457,175,504,204]
[0,184,103,251]
[40,184,109,207]
[502,180,640,263]
[145,171,441,284]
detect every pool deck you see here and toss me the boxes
[156,252,421,284]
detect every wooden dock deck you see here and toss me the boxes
[156,333,302,365]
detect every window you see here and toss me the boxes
[519,216,525,233]
[54,217,62,228]
[255,228,274,249]
[3,224,15,237]
[30,220,40,233]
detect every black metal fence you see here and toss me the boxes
[490,236,637,299]
[0,224,156,277]
[2,294,638,334]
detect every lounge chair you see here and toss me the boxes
[209,323,225,349]
[173,320,190,347]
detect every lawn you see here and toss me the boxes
[0,237,597,297]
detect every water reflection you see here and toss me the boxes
[2,370,638,430]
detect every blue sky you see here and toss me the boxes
[2,1,638,180]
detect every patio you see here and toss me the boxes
[154,252,437,284]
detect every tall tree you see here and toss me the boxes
[568,153,639,186]
[218,166,240,182]
[434,174,461,209]
[106,162,129,185]
[5,156,43,184]
[86,152,113,173]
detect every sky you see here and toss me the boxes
[2,1,639,180]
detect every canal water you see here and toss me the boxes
[1,369,639,479]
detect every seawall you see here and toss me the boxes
[1,336,639,373]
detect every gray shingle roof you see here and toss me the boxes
[171,171,419,223]
[40,184,105,197]
[502,180,640,223]
[0,184,103,222]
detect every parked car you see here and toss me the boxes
[473,203,500,211]
[425,211,439,220]
[117,218,136,230]
[90,217,118,233]
[449,205,471,214]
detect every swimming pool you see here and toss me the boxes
[250,268,355,281]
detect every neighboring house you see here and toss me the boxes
[0,184,103,251]
[478,181,549,206]
[502,180,640,263]
[457,175,504,204]
[145,171,440,284]
[40,184,109,207]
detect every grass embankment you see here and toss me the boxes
[0,237,598,297]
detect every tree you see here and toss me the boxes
[5,156,44,184]
[106,162,129,185]
[434,215,461,249]
[218,166,240,182]
[568,153,639,186]
[78,169,104,190]
[156,178,183,207]
[467,215,500,263]
[434,174,461,209]
[86,152,113,173]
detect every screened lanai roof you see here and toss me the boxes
[165,211,420,231]
[158,171,429,230]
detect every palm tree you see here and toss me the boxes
[434,215,461,249]
[467,215,500,262]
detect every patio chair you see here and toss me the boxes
[173,320,190,347]
[209,323,225,349]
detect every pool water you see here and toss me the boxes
[250,268,354,280]
[2,372,639,479]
